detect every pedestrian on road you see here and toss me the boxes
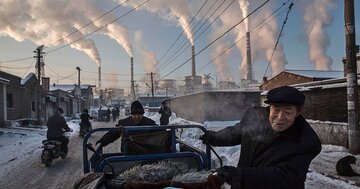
[96,101,158,153]
[200,86,322,189]
[105,108,111,122]
[159,101,171,125]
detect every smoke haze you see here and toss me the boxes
[302,0,336,70]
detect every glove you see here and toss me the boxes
[199,134,207,143]
[215,166,238,184]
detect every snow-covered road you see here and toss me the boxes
[1,114,360,189]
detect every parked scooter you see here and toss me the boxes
[41,131,72,167]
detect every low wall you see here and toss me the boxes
[168,91,261,122]
[309,120,348,147]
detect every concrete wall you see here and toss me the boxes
[169,91,261,122]
[309,121,348,147]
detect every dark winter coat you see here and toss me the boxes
[206,107,322,189]
[80,113,93,125]
[46,114,71,138]
[159,106,171,125]
[98,116,157,148]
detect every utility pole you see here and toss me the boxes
[345,0,360,154]
[76,66,81,86]
[34,45,44,125]
[76,67,81,113]
[147,72,156,102]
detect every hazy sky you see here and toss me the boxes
[0,0,359,93]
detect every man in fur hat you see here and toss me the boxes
[96,100,158,153]
[200,86,321,189]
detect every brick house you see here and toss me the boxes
[21,73,39,120]
[260,70,344,91]
[0,71,41,126]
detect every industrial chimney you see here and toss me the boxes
[98,64,101,88]
[130,57,135,100]
[245,32,253,82]
[192,45,196,78]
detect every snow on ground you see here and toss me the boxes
[0,113,360,188]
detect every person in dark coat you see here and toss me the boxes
[112,108,117,122]
[80,109,93,128]
[96,101,157,152]
[47,107,72,153]
[105,108,111,122]
[159,101,172,125]
[200,86,322,189]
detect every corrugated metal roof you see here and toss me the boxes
[21,73,35,85]
[285,69,344,78]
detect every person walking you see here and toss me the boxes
[159,101,171,125]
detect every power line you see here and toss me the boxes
[197,0,291,73]
[158,0,235,73]
[160,0,230,70]
[0,57,33,64]
[160,0,271,80]
[153,0,209,72]
[263,0,294,78]
[44,0,130,48]
[46,0,150,55]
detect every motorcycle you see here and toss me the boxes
[41,131,72,167]
[79,122,92,138]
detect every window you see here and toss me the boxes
[32,101,36,111]
[6,93,13,108]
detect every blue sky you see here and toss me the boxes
[0,0,359,93]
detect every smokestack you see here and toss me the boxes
[98,64,101,88]
[246,32,252,82]
[130,57,135,99]
[192,45,196,77]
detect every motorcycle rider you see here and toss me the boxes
[80,108,93,135]
[46,107,72,155]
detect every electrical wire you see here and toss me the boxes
[197,0,291,73]
[0,57,34,64]
[160,0,270,80]
[263,0,294,78]
[158,0,235,73]
[154,0,209,71]
[44,0,130,48]
[46,0,150,55]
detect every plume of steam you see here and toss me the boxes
[119,0,194,45]
[302,0,336,70]
[0,0,134,66]
[239,0,250,32]
[209,42,233,81]
[234,1,288,78]
[134,31,160,84]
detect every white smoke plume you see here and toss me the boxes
[118,0,194,45]
[233,1,288,79]
[0,0,133,65]
[302,0,336,70]
[209,41,233,81]
[134,31,160,85]
[239,0,250,32]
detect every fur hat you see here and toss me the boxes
[264,86,305,106]
[131,101,145,115]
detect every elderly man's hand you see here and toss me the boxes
[215,166,238,184]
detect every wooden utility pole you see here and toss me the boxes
[345,0,360,154]
[148,72,156,102]
[34,45,44,125]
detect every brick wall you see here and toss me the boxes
[302,87,348,122]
